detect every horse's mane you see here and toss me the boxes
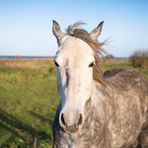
[66,22,105,84]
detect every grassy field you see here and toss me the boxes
[0,58,147,148]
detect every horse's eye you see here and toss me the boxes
[54,60,60,67]
[89,62,94,67]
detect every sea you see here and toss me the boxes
[0,56,52,59]
[0,56,125,60]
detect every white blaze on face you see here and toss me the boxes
[52,20,104,131]
[55,35,95,116]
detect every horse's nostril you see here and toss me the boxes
[59,112,84,132]
[61,113,66,126]
[75,113,83,128]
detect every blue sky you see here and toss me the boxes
[0,0,148,57]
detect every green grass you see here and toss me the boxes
[0,58,147,147]
[0,59,58,147]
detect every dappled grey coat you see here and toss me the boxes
[53,69,148,148]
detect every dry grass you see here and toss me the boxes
[0,58,53,69]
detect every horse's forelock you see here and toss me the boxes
[66,22,105,84]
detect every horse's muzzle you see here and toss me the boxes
[59,112,84,133]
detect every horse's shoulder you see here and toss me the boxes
[103,68,148,96]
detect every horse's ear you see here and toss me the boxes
[52,20,65,42]
[90,21,104,41]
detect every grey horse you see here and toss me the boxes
[52,20,148,148]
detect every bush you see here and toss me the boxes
[130,51,148,69]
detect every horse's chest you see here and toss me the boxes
[56,127,106,148]
[70,123,106,148]
[67,135,105,148]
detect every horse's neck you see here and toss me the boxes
[84,82,107,127]
[91,82,105,107]
[78,82,107,145]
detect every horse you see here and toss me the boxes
[52,20,148,148]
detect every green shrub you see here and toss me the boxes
[130,51,148,69]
